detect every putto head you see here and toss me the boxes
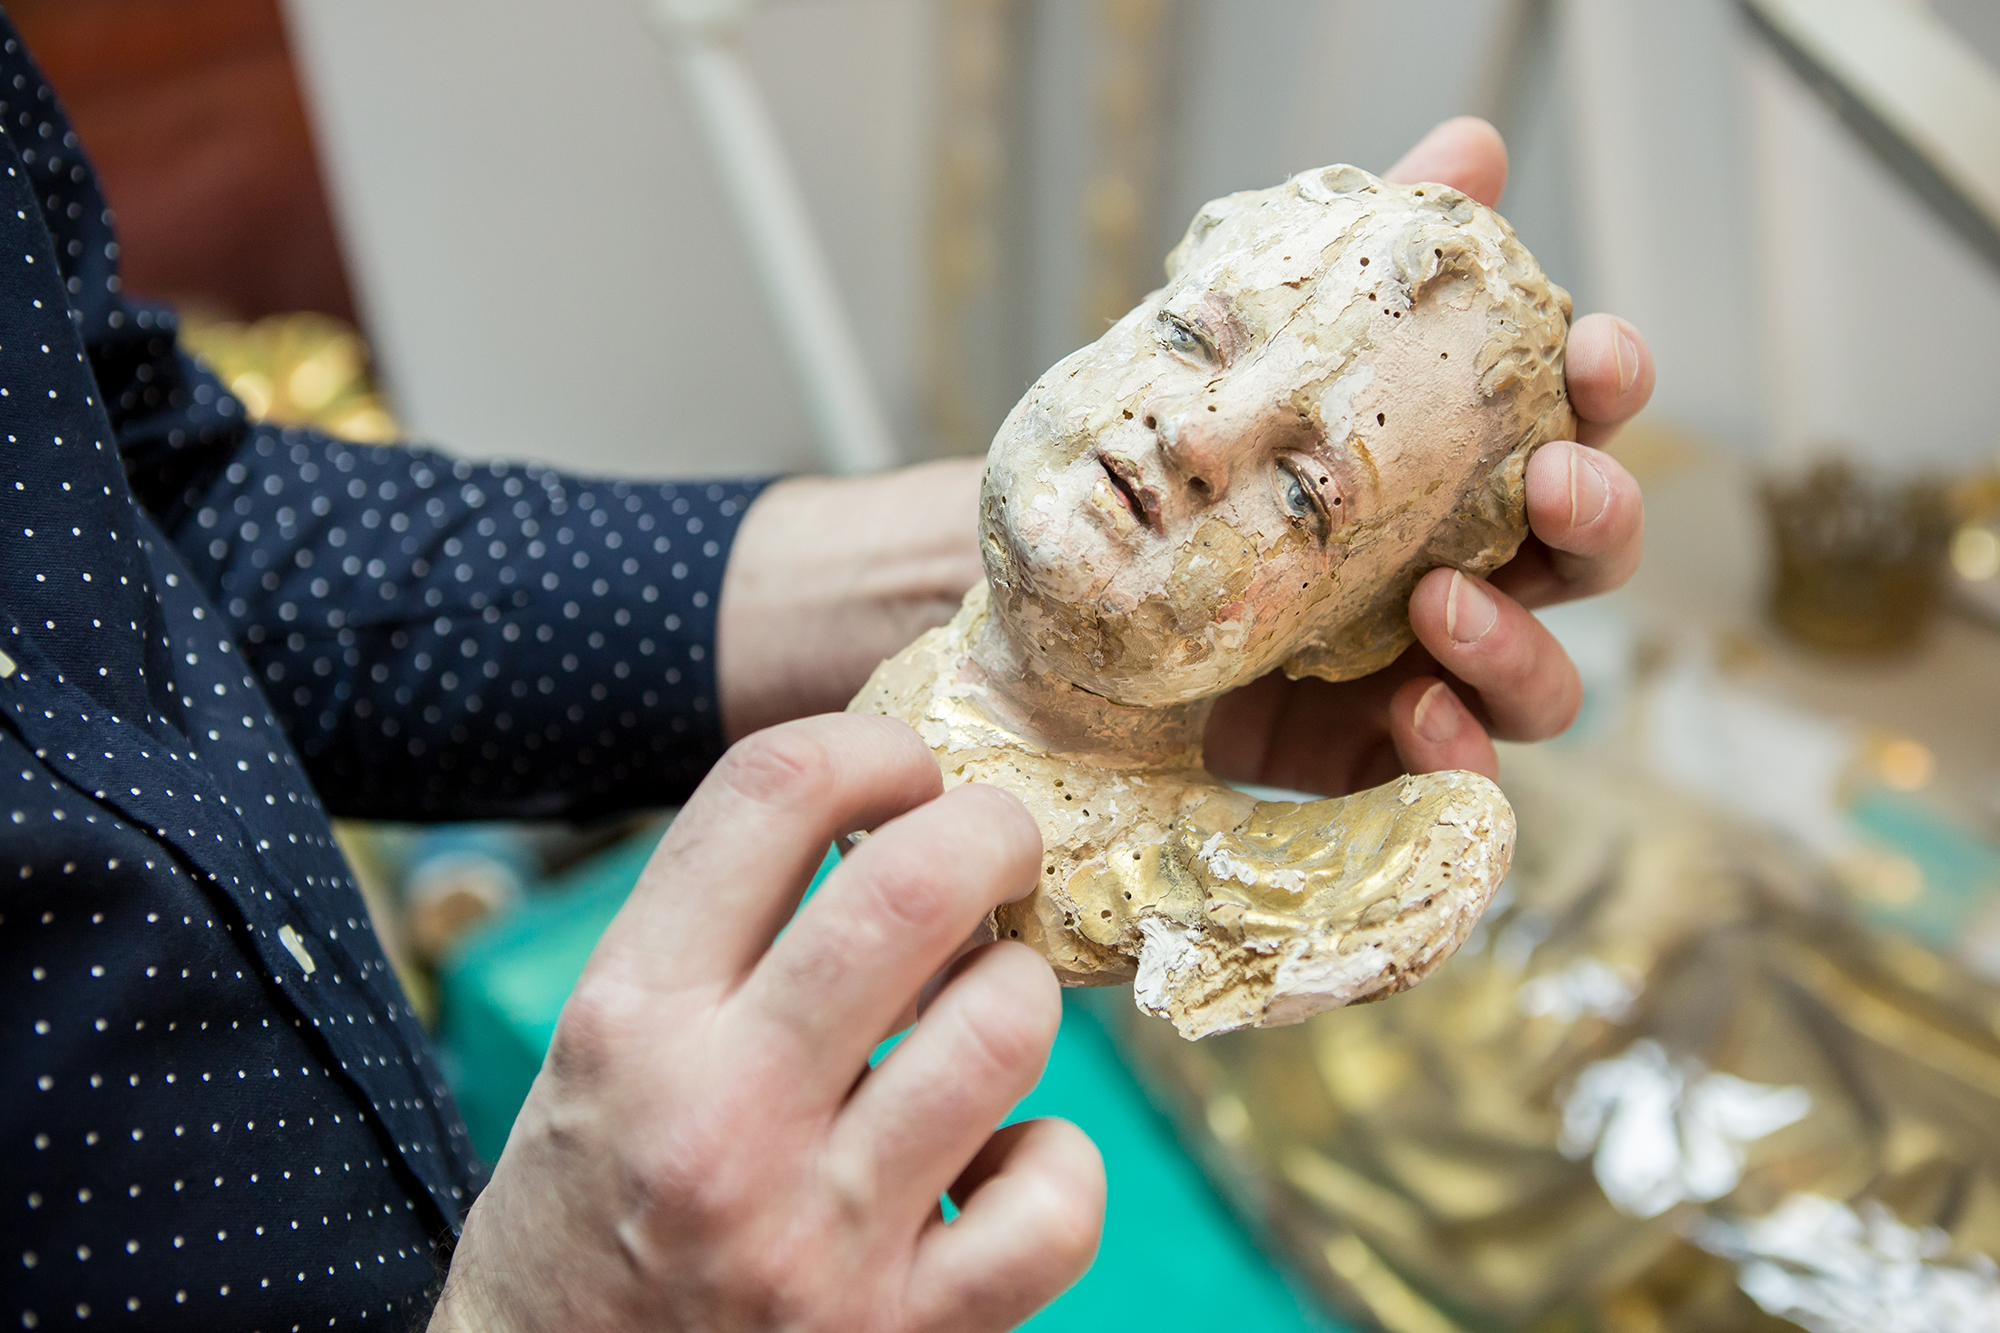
[978,164,1574,707]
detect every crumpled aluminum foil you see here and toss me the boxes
[1110,748,2000,1332]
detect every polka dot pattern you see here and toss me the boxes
[175,435,760,819]
[3,738,446,1329]
[0,19,770,1327]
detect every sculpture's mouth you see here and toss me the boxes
[1098,451,1160,532]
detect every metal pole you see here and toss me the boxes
[1739,0,2000,277]
[646,0,900,474]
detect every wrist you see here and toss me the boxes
[715,459,984,738]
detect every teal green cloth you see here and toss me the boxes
[1009,993,1343,1330]
[437,831,662,1158]
[438,836,1344,1331]
[1846,784,2000,951]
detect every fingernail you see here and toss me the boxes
[1445,570,1497,645]
[1568,445,1609,527]
[1613,319,1639,396]
[1413,681,1465,744]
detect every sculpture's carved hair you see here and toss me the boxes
[1166,165,1575,684]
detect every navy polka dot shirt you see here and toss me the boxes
[0,20,768,1328]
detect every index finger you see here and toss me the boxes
[589,714,943,993]
[1383,116,1508,207]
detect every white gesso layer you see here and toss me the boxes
[1259,943,1392,1028]
[1132,916,1201,1014]
[1132,914,1394,1033]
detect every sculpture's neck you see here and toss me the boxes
[961,606,1212,768]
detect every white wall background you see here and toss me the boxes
[1746,16,2000,472]
[284,0,2000,481]
[284,0,934,479]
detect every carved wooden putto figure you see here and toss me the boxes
[852,165,1575,1038]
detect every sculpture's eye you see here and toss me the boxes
[1278,462,1329,540]
[1159,313,1212,361]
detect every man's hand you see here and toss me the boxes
[432,715,1104,1333]
[1202,117,1653,795]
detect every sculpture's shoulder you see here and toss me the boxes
[847,583,1030,774]
[847,583,989,730]
[1133,771,1517,1037]
[1194,772,1515,909]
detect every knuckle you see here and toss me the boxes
[629,1111,757,1233]
[949,958,1059,1083]
[951,783,1044,866]
[716,725,835,807]
[761,929,851,1008]
[854,845,959,939]
[850,791,1041,938]
[813,1141,884,1228]
[954,1009,1044,1092]
[546,969,642,1083]
[745,1260,814,1327]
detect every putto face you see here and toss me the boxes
[981,171,1540,707]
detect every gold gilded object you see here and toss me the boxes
[180,311,400,443]
[1763,459,1953,655]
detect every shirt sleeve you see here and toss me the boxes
[94,311,771,821]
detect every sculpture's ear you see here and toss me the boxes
[1164,189,1262,281]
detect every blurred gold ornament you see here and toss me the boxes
[1951,523,2000,582]
[180,311,400,442]
[1857,734,1937,794]
[1943,458,2000,627]
[1949,455,2000,528]
[1763,458,1953,655]
[1834,845,1925,906]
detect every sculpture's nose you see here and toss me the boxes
[1150,398,1234,505]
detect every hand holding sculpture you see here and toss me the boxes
[852,164,1576,1038]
